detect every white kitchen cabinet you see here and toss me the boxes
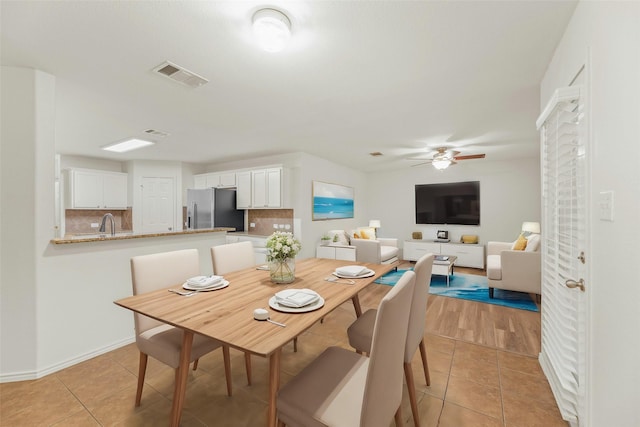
[65,169,127,209]
[236,171,252,209]
[197,166,282,209]
[403,240,485,269]
[194,172,237,189]
[252,168,282,208]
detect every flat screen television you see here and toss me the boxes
[415,181,480,225]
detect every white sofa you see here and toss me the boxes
[486,240,541,298]
[328,229,399,265]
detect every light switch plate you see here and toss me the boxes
[598,191,614,221]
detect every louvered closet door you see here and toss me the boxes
[536,85,588,427]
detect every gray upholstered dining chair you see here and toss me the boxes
[347,253,434,427]
[130,249,233,406]
[210,241,258,385]
[276,270,416,427]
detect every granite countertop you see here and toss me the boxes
[50,227,235,244]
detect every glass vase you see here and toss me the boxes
[269,258,295,284]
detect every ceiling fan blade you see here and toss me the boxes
[453,153,486,160]
[410,161,433,167]
[449,150,461,157]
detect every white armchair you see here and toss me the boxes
[486,241,541,298]
[351,237,399,265]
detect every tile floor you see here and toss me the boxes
[0,286,567,426]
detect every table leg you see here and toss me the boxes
[171,330,194,427]
[351,295,363,317]
[268,348,282,427]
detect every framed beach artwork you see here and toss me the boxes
[312,181,354,220]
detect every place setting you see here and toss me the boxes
[168,275,229,296]
[268,288,324,313]
[324,264,375,284]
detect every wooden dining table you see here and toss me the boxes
[114,257,396,427]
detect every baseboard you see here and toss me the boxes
[0,336,135,383]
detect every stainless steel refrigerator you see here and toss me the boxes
[186,188,244,231]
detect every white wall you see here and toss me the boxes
[60,154,124,172]
[1,67,55,378]
[366,157,541,246]
[540,2,640,425]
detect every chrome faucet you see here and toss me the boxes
[99,213,116,236]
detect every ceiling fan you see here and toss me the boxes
[408,147,486,170]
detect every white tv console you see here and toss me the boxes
[403,240,485,269]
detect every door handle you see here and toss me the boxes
[565,278,585,291]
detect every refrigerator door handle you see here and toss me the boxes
[193,202,198,230]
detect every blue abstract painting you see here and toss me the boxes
[312,181,354,220]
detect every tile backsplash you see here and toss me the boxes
[247,209,294,236]
[65,209,132,234]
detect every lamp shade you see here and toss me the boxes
[368,220,381,228]
[521,221,541,234]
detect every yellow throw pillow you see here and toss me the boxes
[512,234,528,251]
[358,227,376,240]
[352,231,361,239]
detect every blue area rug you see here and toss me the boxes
[375,269,539,312]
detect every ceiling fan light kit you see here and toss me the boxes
[408,146,486,170]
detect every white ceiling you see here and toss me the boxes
[1,1,577,172]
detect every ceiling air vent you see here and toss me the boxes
[152,61,208,88]
[144,129,170,137]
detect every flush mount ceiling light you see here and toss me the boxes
[252,8,291,52]
[102,138,154,153]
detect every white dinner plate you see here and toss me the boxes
[332,269,375,279]
[182,280,229,291]
[268,295,325,313]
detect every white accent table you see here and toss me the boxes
[432,256,458,286]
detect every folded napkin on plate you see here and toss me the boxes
[335,265,369,277]
[186,275,223,288]
[275,289,320,308]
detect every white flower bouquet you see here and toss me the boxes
[266,231,301,283]
[266,231,301,262]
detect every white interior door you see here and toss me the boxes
[141,177,175,233]
[537,81,589,427]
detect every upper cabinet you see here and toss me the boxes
[252,168,282,208]
[193,171,236,189]
[65,168,128,209]
[196,166,283,209]
[236,167,282,209]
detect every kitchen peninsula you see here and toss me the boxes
[50,227,235,244]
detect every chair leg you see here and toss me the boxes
[192,358,199,371]
[222,346,233,396]
[135,352,148,407]
[293,337,298,352]
[245,352,252,386]
[394,406,403,426]
[404,362,420,427]
[418,339,430,386]
[489,287,494,299]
